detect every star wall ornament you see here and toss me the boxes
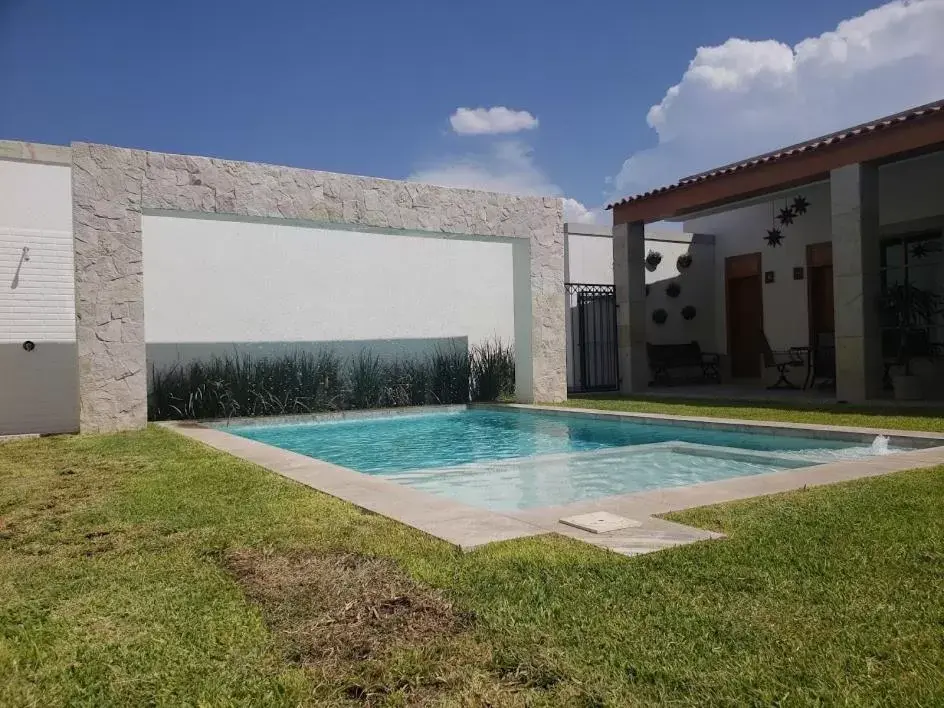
[777,206,796,226]
[791,195,810,215]
[910,241,941,259]
[765,228,784,247]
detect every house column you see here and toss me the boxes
[831,163,882,402]
[613,221,648,393]
[512,239,537,402]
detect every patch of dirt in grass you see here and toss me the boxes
[226,549,471,667]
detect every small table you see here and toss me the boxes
[794,345,836,390]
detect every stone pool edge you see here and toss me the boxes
[200,404,469,430]
[160,420,547,551]
[160,406,944,557]
[488,403,944,555]
[490,403,944,447]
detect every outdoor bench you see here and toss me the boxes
[647,341,721,386]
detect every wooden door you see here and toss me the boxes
[807,243,834,342]
[726,253,763,379]
[808,265,834,334]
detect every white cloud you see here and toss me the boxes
[561,198,600,224]
[410,141,605,224]
[449,107,539,135]
[411,141,552,194]
[615,0,944,198]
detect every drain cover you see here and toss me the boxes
[559,511,641,534]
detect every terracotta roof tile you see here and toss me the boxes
[607,99,944,209]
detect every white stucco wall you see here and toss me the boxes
[141,214,516,372]
[683,150,944,360]
[566,233,613,284]
[684,182,832,355]
[564,227,715,345]
[563,224,716,388]
[0,158,78,434]
[644,235,716,349]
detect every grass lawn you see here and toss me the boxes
[1,425,943,706]
[561,394,944,433]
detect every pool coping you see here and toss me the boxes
[161,404,944,555]
[162,419,547,551]
[203,404,469,429]
[493,403,944,446]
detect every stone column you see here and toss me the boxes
[72,144,148,433]
[512,239,536,402]
[521,224,567,403]
[613,221,648,393]
[831,163,882,402]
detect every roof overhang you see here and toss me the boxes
[610,100,944,225]
[662,178,829,224]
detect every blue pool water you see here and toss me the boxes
[225,408,892,511]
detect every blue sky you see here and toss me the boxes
[2,0,943,222]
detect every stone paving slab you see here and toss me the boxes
[560,511,641,534]
[0,433,41,445]
[548,515,723,556]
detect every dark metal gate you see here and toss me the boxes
[565,283,619,393]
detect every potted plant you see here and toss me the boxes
[676,253,693,270]
[878,282,942,400]
[645,250,662,271]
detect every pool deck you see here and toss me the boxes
[162,404,944,556]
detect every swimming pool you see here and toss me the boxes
[225,407,898,512]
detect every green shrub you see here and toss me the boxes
[148,339,515,421]
[348,351,386,409]
[429,346,471,405]
[470,339,515,402]
[148,350,345,420]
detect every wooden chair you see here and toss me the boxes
[760,331,805,389]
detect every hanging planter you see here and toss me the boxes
[676,253,693,270]
[681,305,697,321]
[666,282,681,298]
[652,308,668,325]
[645,250,662,271]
